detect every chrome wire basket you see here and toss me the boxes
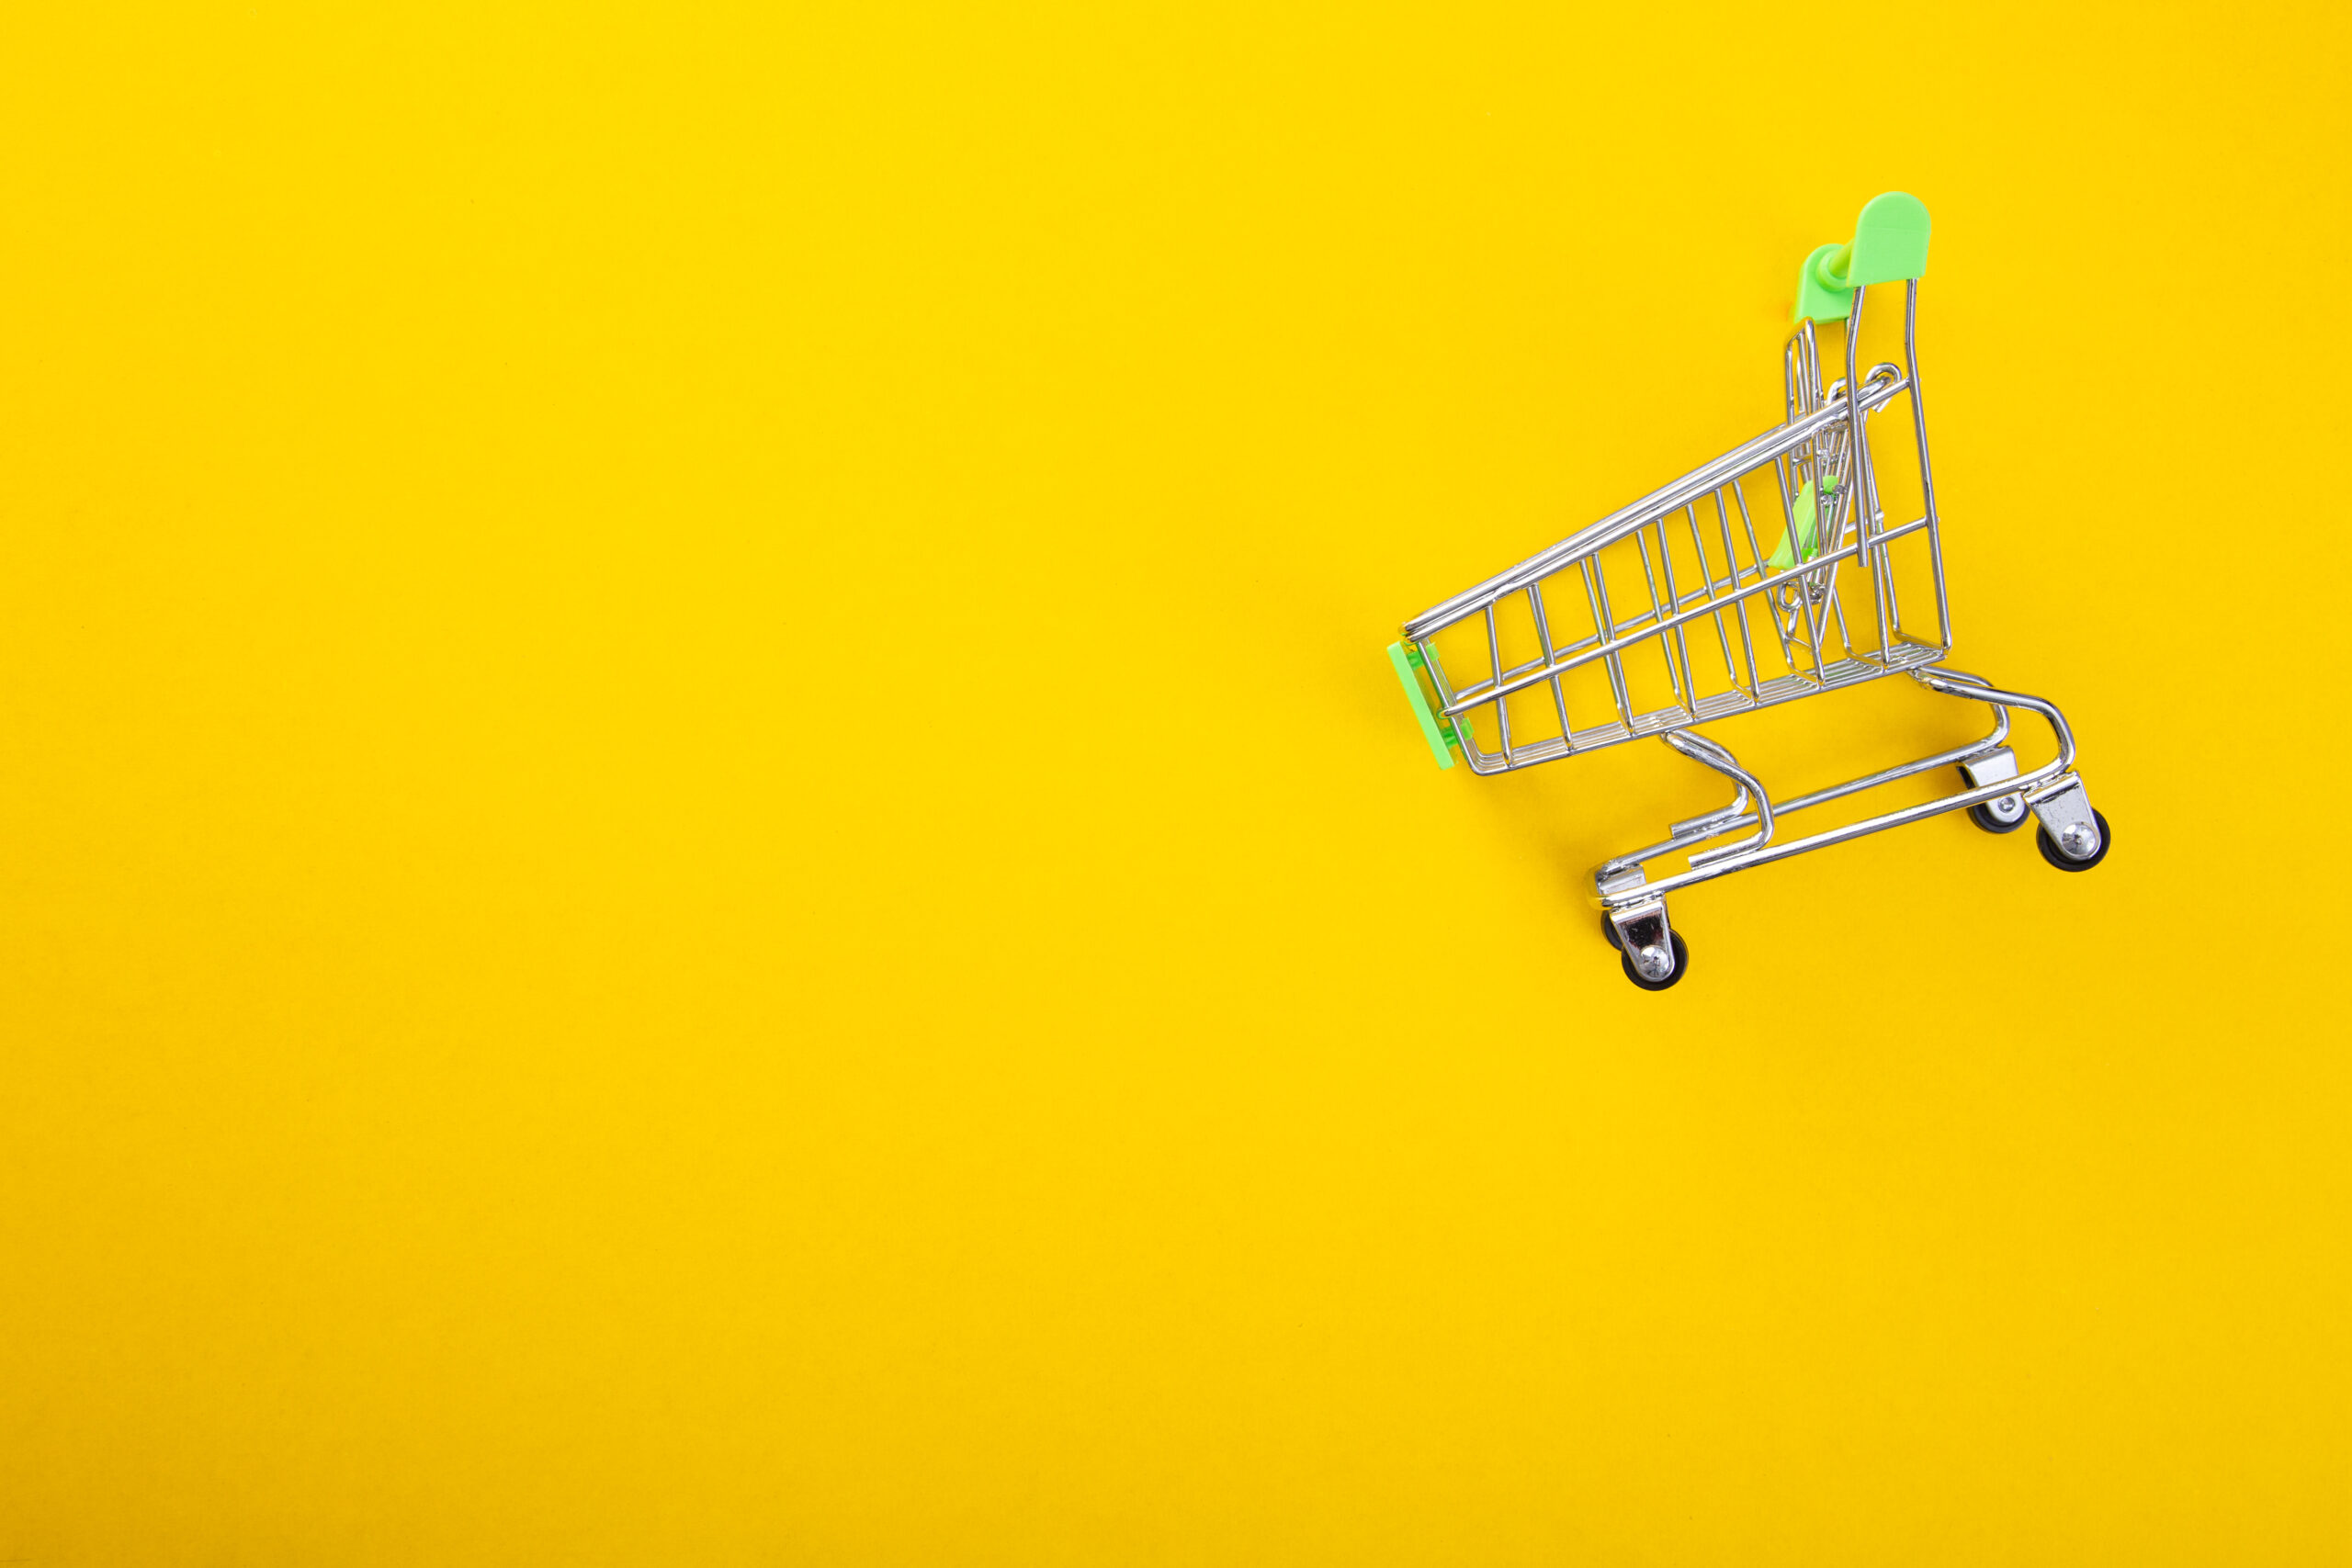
[1388,194,2109,991]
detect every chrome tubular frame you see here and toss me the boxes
[1397,274,2100,985]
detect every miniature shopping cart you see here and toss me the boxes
[1387,193,2109,991]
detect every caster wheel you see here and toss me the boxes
[2036,808,2112,873]
[1620,930,1690,992]
[1961,772,2030,834]
[1600,913,1623,951]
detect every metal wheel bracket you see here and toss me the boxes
[2028,778,2102,862]
[1960,744,2027,828]
[1605,897,1679,984]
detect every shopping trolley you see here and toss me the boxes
[1387,193,2108,991]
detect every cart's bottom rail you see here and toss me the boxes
[1452,641,1949,772]
[1591,669,2109,991]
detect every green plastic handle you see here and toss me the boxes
[1387,642,1458,769]
[1794,191,1930,324]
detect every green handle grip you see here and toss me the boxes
[1794,191,1930,324]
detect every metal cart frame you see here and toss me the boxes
[1387,194,2107,991]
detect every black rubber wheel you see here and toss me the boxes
[1620,930,1690,992]
[2036,807,2112,873]
[1600,913,1623,950]
[1963,773,2030,834]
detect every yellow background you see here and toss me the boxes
[2,3,2346,1562]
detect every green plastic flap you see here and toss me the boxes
[1766,478,1827,570]
[1792,192,1931,323]
[1387,642,1458,770]
[1847,191,1930,285]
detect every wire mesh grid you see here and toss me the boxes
[1403,327,1949,776]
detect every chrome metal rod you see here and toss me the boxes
[1600,694,2015,866]
[1403,366,1909,639]
[1439,516,1932,716]
[1905,278,1953,650]
[1592,675,2081,908]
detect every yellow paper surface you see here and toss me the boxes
[1,4,2346,1562]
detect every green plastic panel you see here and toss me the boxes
[1792,192,1931,323]
[1387,642,1458,770]
[1766,478,1819,570]
[1847,191,1931,286]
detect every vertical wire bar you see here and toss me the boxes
[1857,403,1901,654]
[1776,437,1813,657]
[1631,528,1686,712]
[1841,284,1894,666]
[1905,277,1952,649]
[1684,502,1740,691]
[1797,558,1828,675]
[1825,428,1861,660]
[1859,399,1905,648]
[1795,489,1833,682]
[1420,639,1453,708]
[1810,410,1842,637]
[1729,477,1800,675]
[1812,423,1855,662]
[1484,602,1512,764]
[1583,558,1634,728]
[1713,488,1763,699]
[1647,521,1699,717]
[1770,468,1819,675]
[1862,451,1894,663]
[1526,581,1575,752]
[1813,368,1849,624]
